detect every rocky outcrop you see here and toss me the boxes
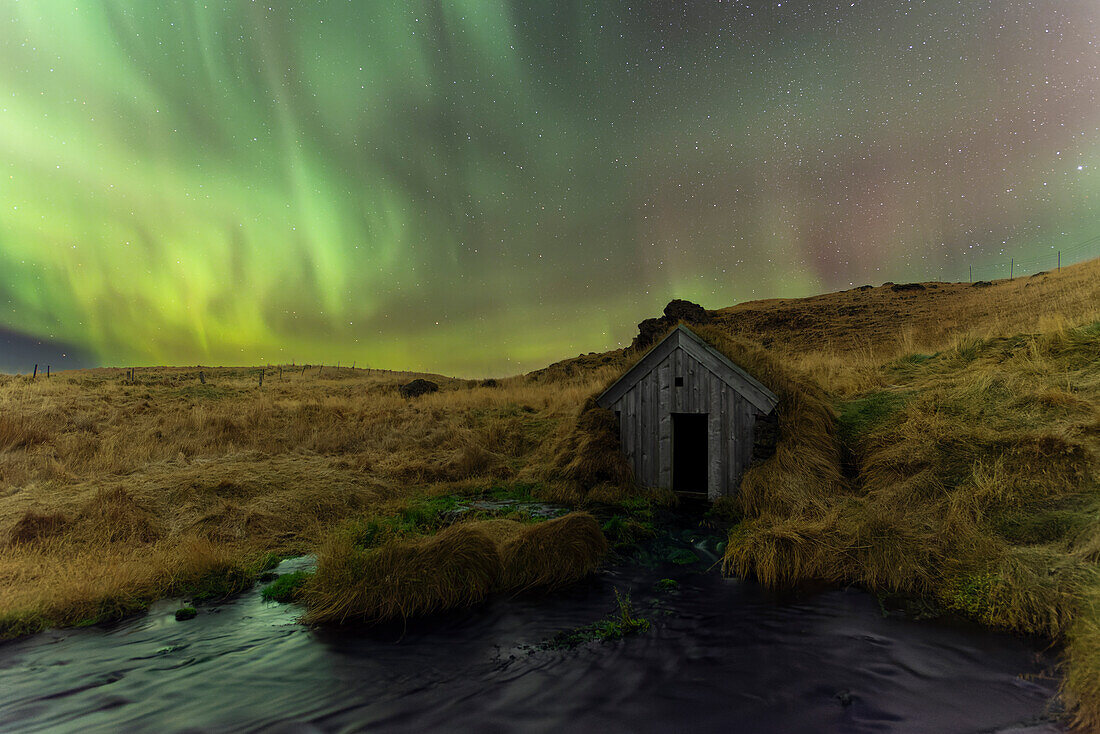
[399,379,439,398]
[631,299,711,351]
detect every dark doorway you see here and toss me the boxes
[672,413,709,495]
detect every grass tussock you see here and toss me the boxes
[691,324,847,519]
[303,521,503,624]
[720,319,1100,725]
[547,398,635,498]
[8,510,68,545]
[497,512,608,591]
[303,511,607,624]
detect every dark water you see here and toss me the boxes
[0,550,1063,733]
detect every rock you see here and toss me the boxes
[663,298,709,323]
[857,285,873,291]
[835,690,853,707]
[890,283,925,292]
[633,317,669,351]
[175,606,197,621]
[631,299,711,351]
[399,379,439,398]
[971,280,992,288]
[480,378,499,388]
[750,410,779,465]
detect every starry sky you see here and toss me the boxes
[1,1,1098,375]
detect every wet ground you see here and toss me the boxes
[0,539,1063,733]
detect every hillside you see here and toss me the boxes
[536,258,1098,385]
[0,256,1097,725]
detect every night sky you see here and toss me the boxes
[1,2,1097,375]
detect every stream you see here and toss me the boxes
[0,544,1063,733]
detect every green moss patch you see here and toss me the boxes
[261,571,312,603]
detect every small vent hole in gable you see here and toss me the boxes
[675,376,684,387]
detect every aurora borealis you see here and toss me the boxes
[1,2,1098,375]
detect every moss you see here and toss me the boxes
[991,506,1093,546]
[665,548,700,565]
[655,578,679,592]
[171,565,254,602]
[0,612,48,638]
[261,571,312,603]
[601,515,657,552]
[174,606,197,621]
[836,390,912,445]
[543,590,649,649]
[939,572,1007,625]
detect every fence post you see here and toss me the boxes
[46,365,50,379]
[969,265,972,283]
[1058,251,1061,270]
[1010,258,1014,279]
[32,364,37,379]
[259,368,264,388]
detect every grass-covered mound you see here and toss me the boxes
[546,397,636,500]
[302,511,607,624]
[720,322,1100,728]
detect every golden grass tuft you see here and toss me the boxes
[691,324,847,518]
[547,398,635,496]
[303,522,503,624]
[498,512,608,592]
[72,486,163,544]
[1065,583,1100,731]
[7,509,68,545]
[303,511,608,624]
[0,414,51,451]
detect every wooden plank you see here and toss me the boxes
[691,356,701,410]
[734,393,743,490]
[727,387,737,495]
[739,401,754,479]
[675,326,779,413]
[641,372,654,485]
[621,389,632,464]
[658,356,671,489]
[596,329,683,408]
[708,377,722,499]
[646,374,655,488]
[671,348,681,412]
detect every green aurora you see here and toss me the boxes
[1,1,1097,374]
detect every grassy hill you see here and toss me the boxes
[1,257,1097,725]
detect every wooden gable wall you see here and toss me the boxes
[601,342,764,498]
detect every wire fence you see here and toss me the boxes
[963,234,1100,283]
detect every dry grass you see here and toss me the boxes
[303,521,503,624]
[1,257,1097,721]
[721,320,1100,728]
[0,367,609,633]
[497,512,608,591]
[302,512,607,624]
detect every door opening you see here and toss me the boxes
[672,412,708,495]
